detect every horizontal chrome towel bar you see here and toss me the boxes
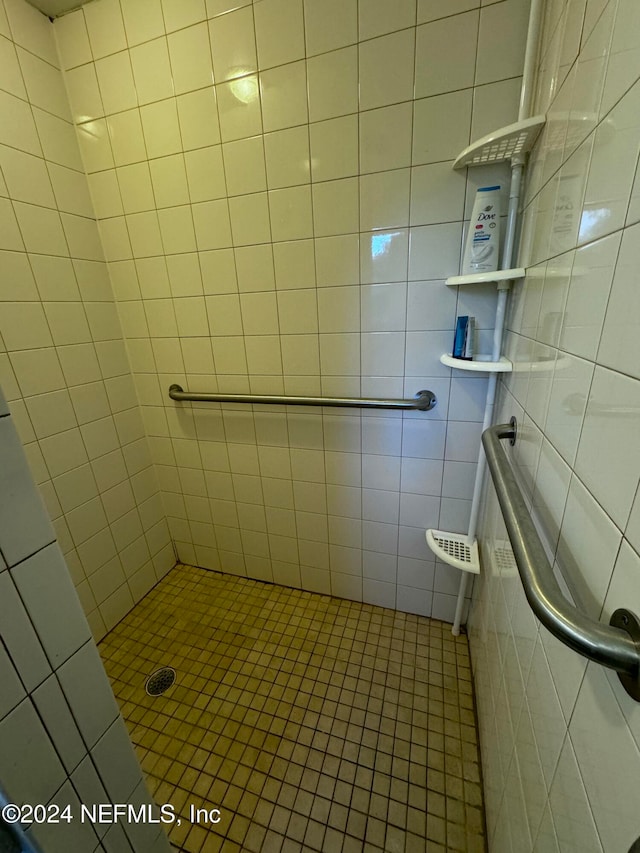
[483,420,640,701]
[169,384,437,411]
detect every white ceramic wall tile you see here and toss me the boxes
[206,0,251,15]
[217,76,262,142]
[359,0,416,40]
[361,229,409,285]
[158,205,196,254]
[0,639,26,718]
[264,126,310,189]
[223,135,267,196]
[272,239,314,291]
[12,542,91,666]
[560,231,620,360]
[193,199,233,250]
[84,0,127,60]
[130,38,174,106]
[57,639,120,747]
[95,52,137,116]
[254,0,305,70]
[0,145,55,208]
[120,0,164,47]
[4,0,56,65]
[10,349,65,398]
[579,80,640,245]
[317,286,358,334]
[117,162,154,214]
[177,88,221,150]
[412,90,472,165]
[1,91,41,161]
[34,109,82,173]
[307,47,358,123]
[314,235,359,289]
[308,114,357,183]
[360,102,413,174]
[415,11,478,98]
[598,223,640,378]
[269,186,313,242]
[0,34,28,99]
[260,60,308,133]
[359,283,405,333]
[0,197,25,251]
[49,164,94,218]
[319,333,360,377]
[360,170,411,232]
[149,154,189,209]
[64,65,104,126]
[0,570,50,691]
[547,735,603,853]
[168,23,213,95]
[91,715,145,800]
[0,416,55,566]
[476,0,530,86]
[17,48,70,120]
[311,177,358,238]
[408,223,462,280]
[140,100,182,159]
[29,781,101,852]
[209,6,256,85]
[107,110,146,166]
[16,203,69,256]
[359,29,416,111]
[471,76,523,142]
[161,0,206,33]
[573,367,640,530]
[570,666,640,852]
[228,192,271,246]
[0,698,66,804]
[410,162,466,226]
[303,0,357,56]
[233,244,274,293]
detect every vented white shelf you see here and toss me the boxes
[426,530,480,574]
[440,354,512,373]
[453,115,546,169]
[446,268,526,287]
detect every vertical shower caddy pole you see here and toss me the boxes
[450,165,523,633]
[430,0,546,635]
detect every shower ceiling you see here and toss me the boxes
[28,0,89,18]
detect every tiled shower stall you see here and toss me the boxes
[2,0,640,850]
[1,0,531,635]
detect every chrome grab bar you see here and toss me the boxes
[483,419,640,701]
[169,384,437,411]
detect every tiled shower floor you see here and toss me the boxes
[99,564,485,852]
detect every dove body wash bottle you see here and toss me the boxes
[462,185,501,274]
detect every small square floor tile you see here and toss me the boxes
[100,564,485,852]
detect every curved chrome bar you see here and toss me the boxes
[483,422,640,699]
[169,384,437,411]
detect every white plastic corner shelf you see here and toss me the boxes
[440,354,512,372]
[426,529,480,574]
[452,115,545,169]
[439,268,525,373]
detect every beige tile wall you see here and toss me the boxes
[470,0,640,849]
[0,0,175,641]
[53,0,531,622]
[0,386,170,853]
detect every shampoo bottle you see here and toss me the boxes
[462,185,501,274]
